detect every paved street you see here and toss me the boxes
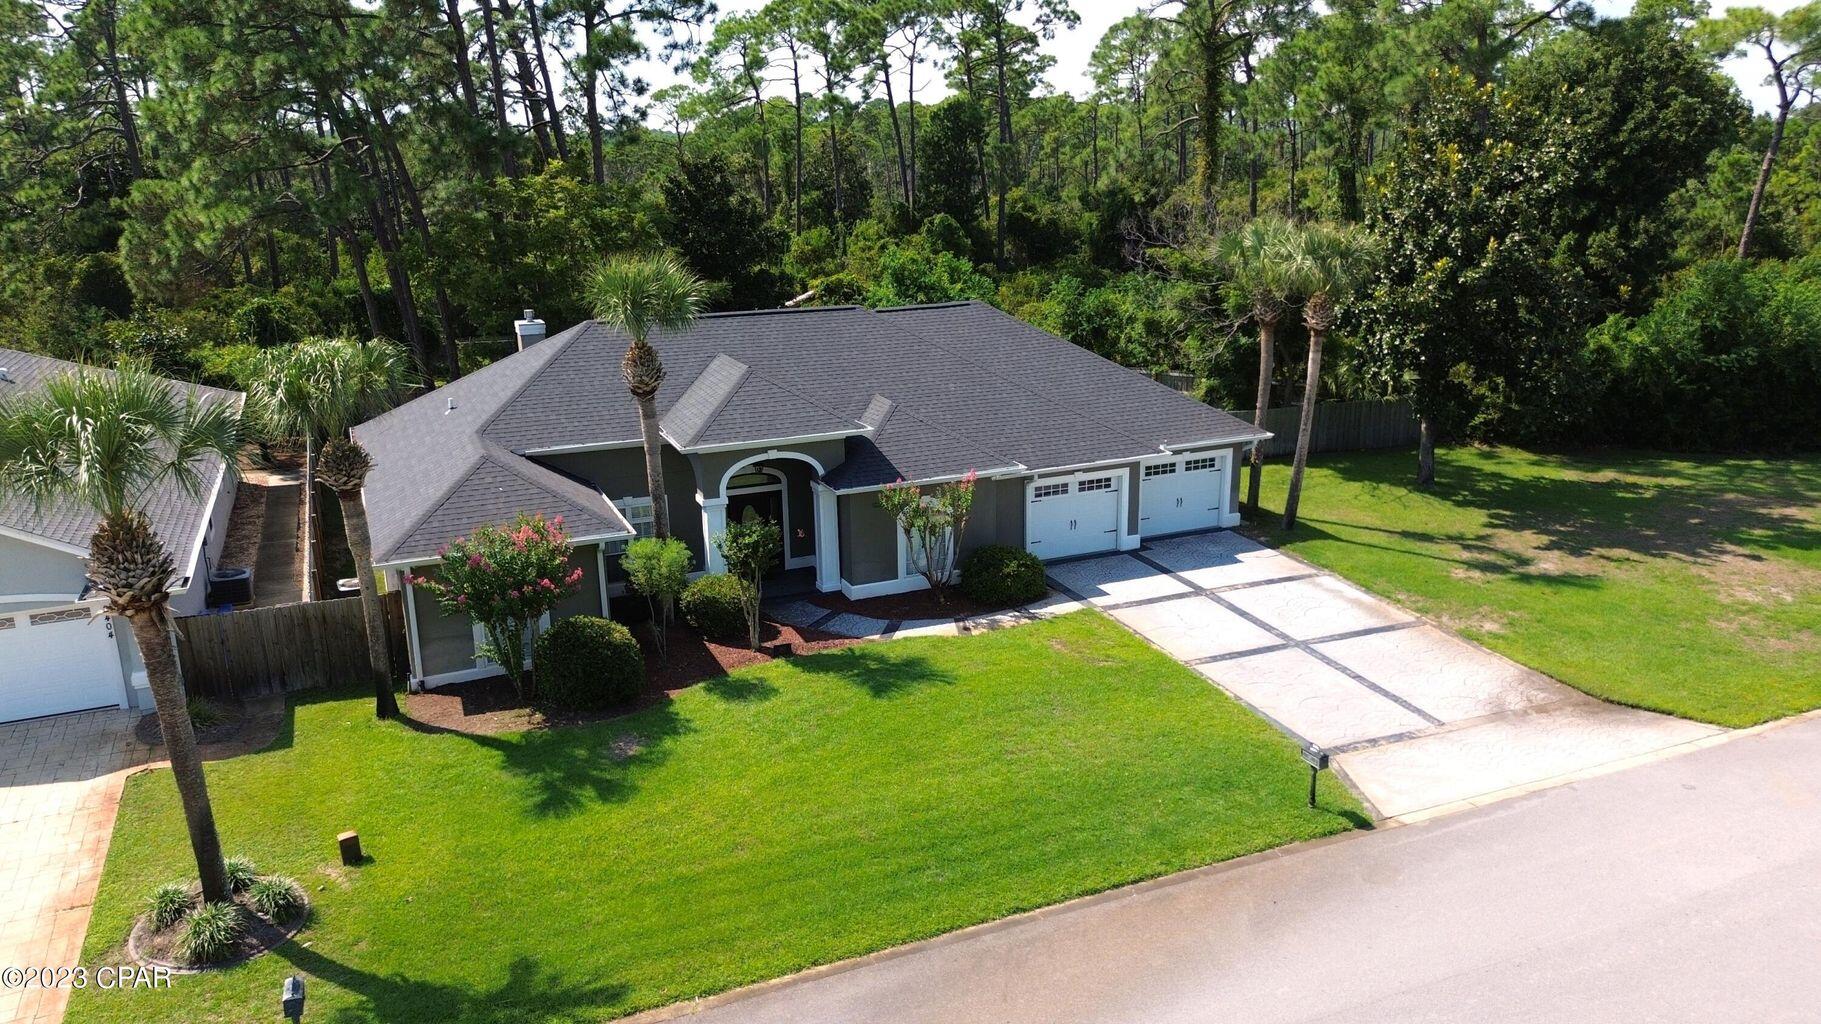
[1047,532,1719,818]
[0,711,151,1024]
[653,711,1821,1024]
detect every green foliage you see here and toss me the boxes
[878,472,976,594]
[222,854,258,893]
[958,545,1048,606]
[176,901,244,965]
[532,616,646,711]
[230,296,315,348]
[659,154,789,309]
[185,698,222,730]
[680,573,755,640]
[919,96,988,228]
[245,876,308,922]
[715,515,781,649]
[409,516,585,695]
[866,241,997,307]
[242,336,412,445]
[1583,257,1821,449]
[586,252,711,344]
[620,537,694,645]
[147,882,194,931]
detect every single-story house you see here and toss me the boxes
[0,348,240,724]
[353,301,1268,690]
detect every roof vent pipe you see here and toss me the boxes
[514,309,546,351]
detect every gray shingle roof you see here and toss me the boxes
[0,348,240,576]
[356,301,1266,562]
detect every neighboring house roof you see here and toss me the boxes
[355,301,1266,564]
[0,347,240,583]
[351,343,637,567]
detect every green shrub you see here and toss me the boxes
[177,901,244,965]
[186,698,223,730]
[959,545,1048,606]
[223,855,258,894]
[680,573,755,640]
[532,616,645,711]
[147,882,194,931]
[230,295,314,348]
[246,876,308,922]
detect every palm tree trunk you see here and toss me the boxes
[303,438,319,602]
[636,393,669,541]
[128,611,230,903]
[1282,330,1324,530]
[1417,416,1436,488]
[336,490,397,717]
[1247,319,1275,510]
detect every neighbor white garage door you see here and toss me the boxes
[1027,473,1123,560]
[1139,453,1227,538]
[0,606,127,724]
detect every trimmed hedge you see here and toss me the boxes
[533,616,645,711]
[680,573,754,640]
[959,545,1048,606]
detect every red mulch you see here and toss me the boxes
[804,587,1016,622]
[402,614,862,736]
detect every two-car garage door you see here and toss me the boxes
[0,607,127,724]
[1027,451,1230,561]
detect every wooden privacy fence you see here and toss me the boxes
[1234,399,1420,458]
[174,592,407,701]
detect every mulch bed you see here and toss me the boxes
[403,615,862,737]
[803,587,1020,622]
[218,482,268,571]
[134,700,248,748]
[126,889,308,974]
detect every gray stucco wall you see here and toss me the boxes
[0,534,87,599]
[690,439,846,500]
[838,492,899,585]
[407,543,606,681]
[540,445,707,567]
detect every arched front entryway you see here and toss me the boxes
[701,450,835,591]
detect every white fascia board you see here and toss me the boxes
[1162,432,1269,451]
[373,528,636,571]
[674,429,866,455]
[830,465,1025,496]
[0,523,90,558]
[517,438,643,456]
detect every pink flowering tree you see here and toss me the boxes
[876,470,976,600]
[407,514,583,697]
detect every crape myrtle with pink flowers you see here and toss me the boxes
[407,513,584,698]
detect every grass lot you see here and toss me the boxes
[72,612,1360,1024]
[1250,446,1821,727]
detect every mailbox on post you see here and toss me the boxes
[282,975,306,1022]
[1301,745,1329,808]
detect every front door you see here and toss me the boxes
[727,487,785,577]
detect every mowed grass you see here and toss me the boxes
[71,612,1360,1024]
[1250,446,1821,727]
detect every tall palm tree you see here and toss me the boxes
[242,337,412,601]
[1215,217,1298,512]
[585,252,710,543]
[0,369,243,902]
[1280,222,1378,531]
[244,338,411,716]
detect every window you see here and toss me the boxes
[1033,482,1070,499]
[1143,462,1178,478]
[727,471,775,490]
[1184,457,1218,472]
[1077,476,1114,492]
[606,496,658,553]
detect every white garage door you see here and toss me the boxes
[1140,453,1226,538]
[0,607,128,724]
[1028,474,1123,560]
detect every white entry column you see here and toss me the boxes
[700,495,728,574]
[812,482,841,592]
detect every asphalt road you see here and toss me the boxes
[656,714,1821,1024]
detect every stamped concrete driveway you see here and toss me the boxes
[0,710,151,1024]
[1046,531,1721,819]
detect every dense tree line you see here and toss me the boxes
[1,0,1816,460]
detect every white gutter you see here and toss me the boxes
[373,528,637,571]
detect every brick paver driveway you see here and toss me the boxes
[0,710,151,1024]
[1048,532,1722,819]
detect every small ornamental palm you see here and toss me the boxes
[586,253,709,544]
[0,368,243,903]
[1278,222,1380,531]
[1215,217,1299,511]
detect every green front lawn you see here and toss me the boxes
[73,612,1360,1024]
[1251,446,1821,727]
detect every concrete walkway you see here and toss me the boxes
[0,711,153,1024]
[1045,531,1719,819]
[640,710,1821,1024]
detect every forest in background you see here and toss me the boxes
[2,0,1817,453]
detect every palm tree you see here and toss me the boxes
[1280,222,1378,531]
[0,369,243,902]
[585,252,710,543]
[244,338,411,716]
[242,337,412,601]
[1215,217,1298,512]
